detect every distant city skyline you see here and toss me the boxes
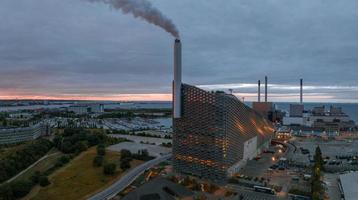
[1,0,358,102]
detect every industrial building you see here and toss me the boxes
[283,105,355,132]
[172,39,274,183]
[252,76,273,118]
[282,79,355,131]
[252,77,284,123]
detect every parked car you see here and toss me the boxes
[270,164,279,169]
[278,166,285,170]
[264,150,275,154]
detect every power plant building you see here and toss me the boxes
[172,39,274,183]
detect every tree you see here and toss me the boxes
[141,149,149,158]
[0,139,53,183]
[39,176,50,187]
[97,145,106,156]
[30,171,41,184]
[53,135,63,148]
[75,141,88,153]
[93,155,104,167]
[59,155,70,164]
[103,163,116,175]
[61,141,73,154]
[10,181,33,199]
[311,146,324,200]
[0,184,13,200]
[120,149,132,161]
[314,146,324,169]
[120,158,131,171]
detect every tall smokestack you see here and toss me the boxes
[265,76,268,102]
[258,80,261,102]
[173,39,182,118]
[300,78,303,104]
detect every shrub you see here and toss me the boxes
[59,155,71,164]
[55,159,64,168]
[103,163,116,175]
[39,176,50,187]
[97,146,106,156]
[93,155,104,167]
[274,185,283,192]
[30,171,42,184]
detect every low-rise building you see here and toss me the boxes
[68,104,104,115]
[339,171,358,200]
[8,112,33,120]
[0,122,50,144]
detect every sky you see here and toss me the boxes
[0,0,358,102]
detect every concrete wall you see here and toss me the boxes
[243,136,258,161]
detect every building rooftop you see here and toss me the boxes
[122,177,193,200]
[339,171,358,200]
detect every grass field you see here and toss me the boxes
[29,147,143,200]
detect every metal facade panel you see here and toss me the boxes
[173,84,274,183]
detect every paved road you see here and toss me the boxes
[227,184,280,200]
[87,154,171,200]
[324,173,341,200]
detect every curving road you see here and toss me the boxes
[87,154,171,200]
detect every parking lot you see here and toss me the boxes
[107,142,171,157]
[286,137,358,199]
[239,145,285,178]
[109,134,172,146]
[288,138,358,171]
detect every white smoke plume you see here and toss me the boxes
[87,0,179,38]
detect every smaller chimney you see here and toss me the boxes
[258,80,261,102]
[265,76,268,102]
[300,78,303,104]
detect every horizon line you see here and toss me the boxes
[1,98,358,104]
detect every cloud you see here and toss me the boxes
[0,0,357,102]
